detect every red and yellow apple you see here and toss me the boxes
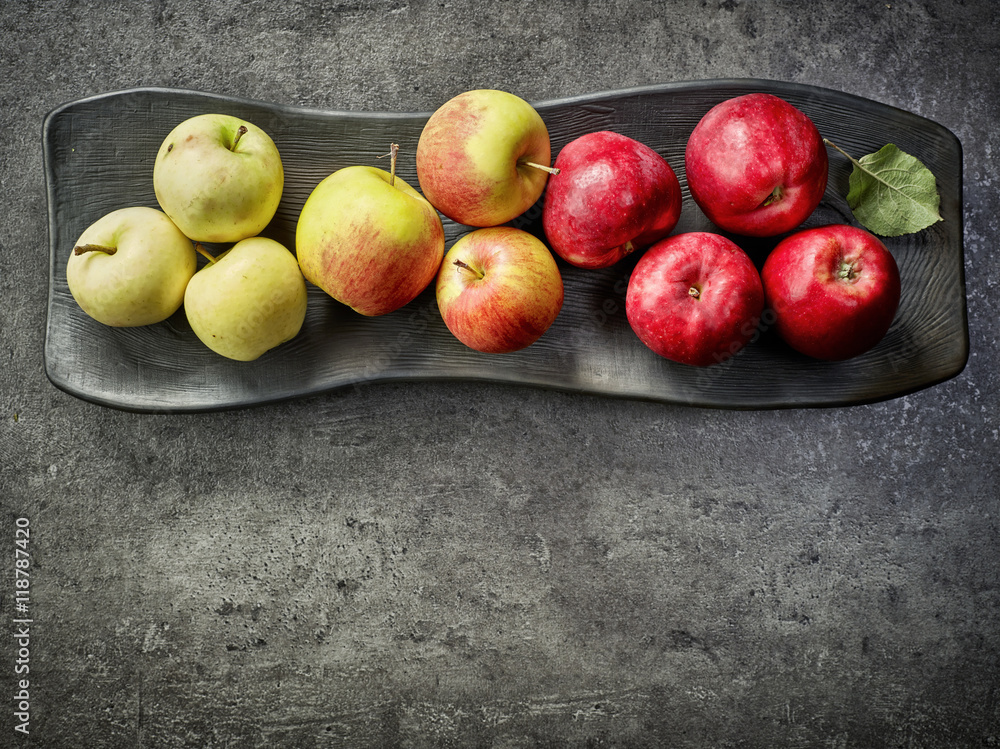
[296,159,445,316]
[626,232,764,366]
[685,93,828,237]
[436,227,563,354]
[542,130,683,269]
[416,90,554,227]
[761,224,901,360]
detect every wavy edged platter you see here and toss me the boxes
[43,80,967,412]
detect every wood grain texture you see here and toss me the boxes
[43,81,967,412]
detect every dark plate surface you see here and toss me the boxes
[43,80,967,412]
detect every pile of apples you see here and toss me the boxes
[67,113,306,361]
[67,88,902,368]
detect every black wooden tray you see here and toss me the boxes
[43,80,967,412]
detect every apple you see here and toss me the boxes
[761,224,901,360]
[66,206,197,327]
[542,130,683,269]
[416,89,555,227]
[296,148,445,316]
[436,227,563,354]
[626,232,764,366]
[184,237,307,361]
[153,113,284,243]
[684,93,828,237]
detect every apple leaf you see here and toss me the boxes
[824,139,943,237]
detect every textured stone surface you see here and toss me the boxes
[1,1,998,746]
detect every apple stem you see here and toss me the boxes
[231,125,248,151]
[195,243,218,265]
[453,258,484,280]
[519,159,561,176]
[823,138,860,166]
[688,286,701,299]
[761,185,784,207]
[73,244,117,256]
[378,143,400,187]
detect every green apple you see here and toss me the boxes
[436,226,564,354]
[66,206,197,327]
[184,237,307,361]
[153,113,284,243]
[296,148,445,316]
[416,89,556,227]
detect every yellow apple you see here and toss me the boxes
[184,237,307,361]
[66,206,197,327]
[153,113,284,243]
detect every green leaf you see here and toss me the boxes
[824,140,943,237]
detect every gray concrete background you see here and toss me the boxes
[2,1,998,746]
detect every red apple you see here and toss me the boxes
[416,89,554,227]
[684,93,828,237]
[436,227,563,354]
[761,224,901,360]
[626,232,764,366]
[542,131,683,269]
